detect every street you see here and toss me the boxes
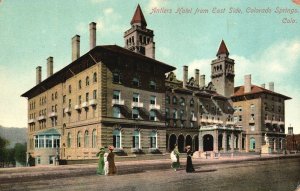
[1,158,300,191]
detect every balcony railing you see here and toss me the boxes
[28,119,35,124]
[37,115,46,121]
[226,121,236,125]
[149,104,160,110]
[131,102,144,108]
[112,99,125,106]
[74,104,81,110]
[48,112,57,118]
[89,99,97,106]
[81,102,89,108]
[64,107,71,114]
[278,121,285,126]
[265,119,272,124]
[200,118,207,123]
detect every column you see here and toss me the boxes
[223,132,227,152]
[238,133,242,151]
[231,132,234,152]
[213,130,218,152]
[198,133,203,152]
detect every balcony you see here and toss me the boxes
[191,116,197,122]
[112,99,125,106]
[74,104,81,111]
[265,119,271,124]
[271,120,279,125]
[81,102,89,109]
[89,99,97,106]
[28,119,35,124]
[131,102,144,108]
[38,115,46,121]
[64,107,71,114]
[207,119,213,123]
[226,121,235,125]
[278,121,285,126]
[200,118,207,123]
[249,118,255,124]
[149,104,160,110]
[48,112,57,118]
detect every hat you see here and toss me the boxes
[108,145,114,151]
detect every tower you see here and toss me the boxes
[124,4,155,59]
[211,40,235,97]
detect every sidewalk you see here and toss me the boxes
[0,153,299,183]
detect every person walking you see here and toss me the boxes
[186,145,195,173]
[96,147,105,175]
[170,144,180,171]
[107,145,117,175]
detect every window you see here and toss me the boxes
[68,99,72,108]
[86,92,89,102]
[77,131,82,147]
[278,106,281,113]
[132,130,140,148]
[113,106,121,118]
[86,76,90,86]
[78,95,82,104]
[165,108,170,119]
[113,72,121,83]
[150,81,156,90]
[132,108,139,119]
[166,96,170,104]
[133,93,139,102]
[84,130,89,148]
[92,129,96,148]
[150,131,157,148]
[113,90,120,100]
[180,121,184,128]
[190,122,194,128]
[150,110,156,121]
[68,85,72,94]
[250,125,255,131]
[93,90,97,99]
[180,110,184,120]
[63,95,66,104]
[36,156,41,165]
[55,92,57,99]
[250,137,255,150]
[239,115,242,122]
[113,129,121,148]
[93,72,97,82]
[180,97,185,106]
[150,96,156,105]
[45,135,52,148]
[67,133,71,148]
[250,104,255,112]
[172,96,177,104]
[78,80,82,89]
[190,99,194,106]
[173,109,177,119]
[132,77,140,86]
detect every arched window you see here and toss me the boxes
[149,80,156,90]
[78,80,82,89]
[86,76,90,86]
[250,137,255,150]
[67,132,71,148]
[92,129,96,148]
[93,72,97,82]
[172,96,177,104]
[150,131,157,148]
[77,131,82,147]
[68,85,72,94]
[133,130,140,148]
[132,77,140,87]
[113,129,121,148]
[84,130,89,148]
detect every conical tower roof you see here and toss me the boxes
[216,40,229,56]
[130,4,147,27]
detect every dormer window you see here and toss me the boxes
[150,81,156,90]
[113,72,121,83]
[132,77,140,87]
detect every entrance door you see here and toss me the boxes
[203,134,214,151]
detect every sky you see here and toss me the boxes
[0,0,299,133]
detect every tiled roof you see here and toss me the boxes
[216,40,229,56]
[232,85,291,100]
[130,4,147,27]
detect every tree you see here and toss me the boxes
[0,136,9,167]
[14,143,27,166]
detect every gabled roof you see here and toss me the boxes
[216,40,229,56]
[232,85,291,100]
[21,45,175,98]
[130,4,147,27]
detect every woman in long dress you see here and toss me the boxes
[96,147,105,175]
[107,146,117,175]
[171,144,180,171]
[186,145,195,173]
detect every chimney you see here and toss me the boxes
[72,35,80,61]
[36,66,42,85]
[244,74,251,93]
[145,41,155,59]
[269,82,274,92]
[89,22,96,50]
[183,65,188,88]
[47,57,53,77]
[261,83,265,89]
[200,75,205,87]
[195,69,199,86]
